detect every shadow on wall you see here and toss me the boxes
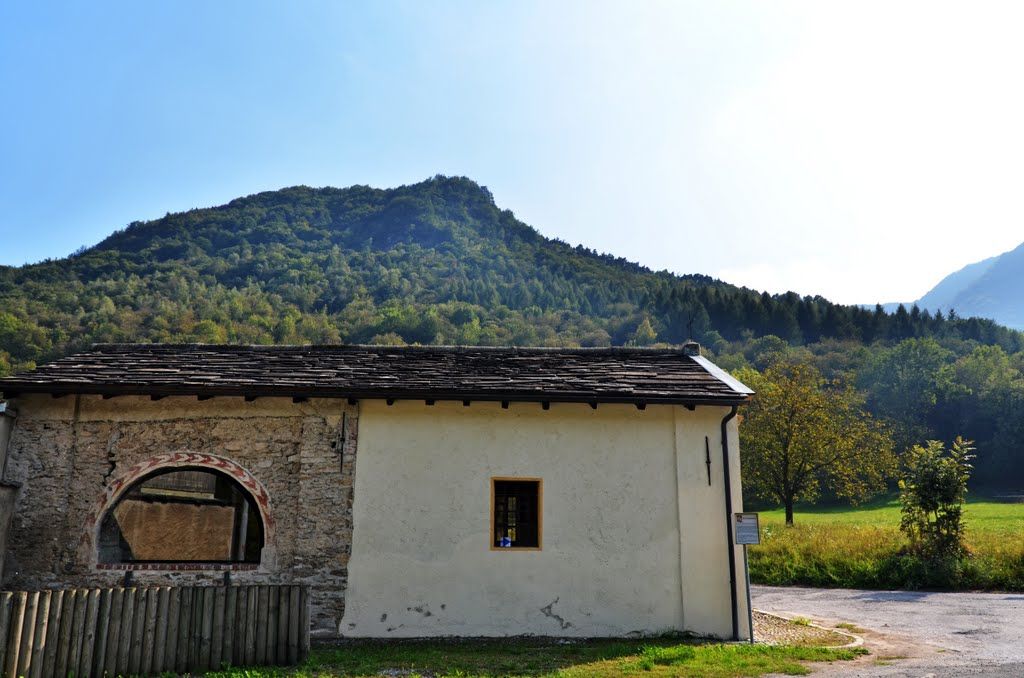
[0,403,18,583]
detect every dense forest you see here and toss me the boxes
[2,175,1023,488]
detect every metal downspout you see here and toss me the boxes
[720,405,739,641]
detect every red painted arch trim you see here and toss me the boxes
[84,452,275,563]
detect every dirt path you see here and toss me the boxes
[752,585,1024,677]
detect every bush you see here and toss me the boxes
[899,437,975,561]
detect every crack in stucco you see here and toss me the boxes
[540,598,573,629]
[101,428,120,484]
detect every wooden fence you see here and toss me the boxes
[0,584,310,677]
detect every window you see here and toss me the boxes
[491,478,542,550]
[98,468,264,566]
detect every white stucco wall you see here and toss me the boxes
[342,400,750,639]
[674,406,749,639]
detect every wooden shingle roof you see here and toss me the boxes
[0,344,753,406]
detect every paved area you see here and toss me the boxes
[753,585,1024,677]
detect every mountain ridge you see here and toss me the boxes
[0,175,1020,376]
[877,242,1024,330]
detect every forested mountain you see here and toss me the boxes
[3,175,1024,489]
[2,175,1019,375]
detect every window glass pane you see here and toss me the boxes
[493,480,540,548]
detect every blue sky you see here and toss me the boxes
[3,1,1023,304]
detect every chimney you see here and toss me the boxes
[682,341,701,357]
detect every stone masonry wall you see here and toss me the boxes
[1,394,358,637]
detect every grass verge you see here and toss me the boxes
[205,638,866,677]
[750,496,1024,590]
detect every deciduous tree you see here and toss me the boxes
[738,359,896,525]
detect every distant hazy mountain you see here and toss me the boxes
[917,255,1001,311]
[882,242,1024,329]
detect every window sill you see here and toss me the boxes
[96,562,259,572]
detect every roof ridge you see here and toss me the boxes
[87,343,691,355]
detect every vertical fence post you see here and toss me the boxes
[299,585,310,663]
[92,588,111,678]
[103,588,123,677]
[199,586,214,671]
[140,587,158,675]
[16,591,39,678]
[42,589,65,678]
[153,586,170,673]
[223,585,237,668]
[255,585,269,665]
[164,587,181,674]
[287,585,300,665]
[117,587,135,675]
[129,585,147,675]
[176,587,191,674]
[78,587,100,678]
[190,586,204,673]
[267,585,280,665]
[0,591,13,676]
[28,590,51,678]
[5,592,27,678]
[68,588,90,677]
[211,585,226,671]
[276,586,290,665]
[244,586,257,666]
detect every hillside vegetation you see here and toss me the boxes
[1,176,1018,369]
[3,175,1024,489]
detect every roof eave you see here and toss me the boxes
[0,383,751,407]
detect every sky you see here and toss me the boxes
[2,1,1023,305]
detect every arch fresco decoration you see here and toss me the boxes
[85,452,275,562]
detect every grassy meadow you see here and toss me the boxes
[206,638,864,678]
[750,496,1024,590]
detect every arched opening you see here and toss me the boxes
[97,467,264,565]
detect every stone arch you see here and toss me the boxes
[85,452,275,567]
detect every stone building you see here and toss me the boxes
[0,343,753,639]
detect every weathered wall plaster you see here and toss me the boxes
[342,400,750,639]
[2,394,357,636]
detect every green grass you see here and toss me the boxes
[751,496,1024,590]
[205,638,865,677]
[757,496,1024,535]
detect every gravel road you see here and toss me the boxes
[752,585,1024,677]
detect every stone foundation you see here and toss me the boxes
[1,394,357,637]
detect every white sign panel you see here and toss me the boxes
[734,512,760,545]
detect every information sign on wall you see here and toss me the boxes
[734,512,760,545]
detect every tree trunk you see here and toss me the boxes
[785,500,794,526]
